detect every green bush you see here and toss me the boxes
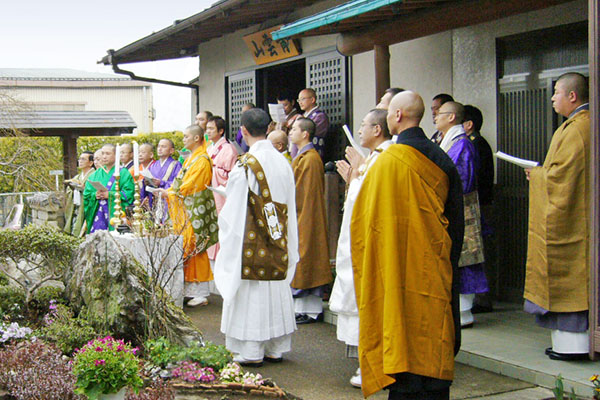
[144,336,183,368]
[183,341,232,371]
[38,304,97,356]
[0,285,26,321]
[31,286,66,316]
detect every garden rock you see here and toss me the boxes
[64,230,202,346]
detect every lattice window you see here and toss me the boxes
[306,52,347,162]
[227,71,256,140]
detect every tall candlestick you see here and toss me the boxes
[115,144,121,176]
[133,141,140,177]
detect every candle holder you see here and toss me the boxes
[109,175,123,228]
[131,178,144,235]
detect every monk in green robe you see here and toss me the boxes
[83,144,134,233]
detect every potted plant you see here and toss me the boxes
[72,336,143,400]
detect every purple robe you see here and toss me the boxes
[91,175,116,233]
[291,107,330,159]
[141,157,182,209]
[235,128,250,153]
[447,136,489,294]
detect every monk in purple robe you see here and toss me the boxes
[141,138,182,216]
[436,101,489,328]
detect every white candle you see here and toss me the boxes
[115,144,120,176]
[133,141,140,176]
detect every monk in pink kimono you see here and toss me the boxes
[206,116,238,261]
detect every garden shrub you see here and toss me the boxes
[31,285,66,316]
[0,340,82,399]
[38,304,97,355]
[145,336,183,368]
[183,341,232,371]
[126,379,174,400]
[0,285,26,321]
[0,224,81,304]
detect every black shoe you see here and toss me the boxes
[545,347,552,356]
[471,304,493,314]
[461,322,474,329]
[264,355,283,363]
[547,349,589,361]
[296,314,316,325]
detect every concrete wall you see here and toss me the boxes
[451,0,587,152]
[4,85,154,133]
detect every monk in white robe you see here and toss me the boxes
[330,109,393,388]
[215,108,299,365]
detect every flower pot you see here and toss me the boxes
[99,387,127,400]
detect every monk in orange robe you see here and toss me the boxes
[352,91,464,399]
[158,125,213,307]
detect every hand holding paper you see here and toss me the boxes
[494,151,539,169]
[342,125,369,158]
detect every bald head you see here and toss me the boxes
[435,101,464,134]
[558,72,589,103]
[386,91,425,135]
[267,129,288,153]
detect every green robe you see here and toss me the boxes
[83,165,135,232]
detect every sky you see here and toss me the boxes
[1,0,216,131]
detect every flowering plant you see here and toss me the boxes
[219,362,264,386]
[172,361,217,383]
[72,336,143,399]
[590,374,600,399]
[0,321,32,345]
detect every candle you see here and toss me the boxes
[115,144,120,176]
[133,141,140,176]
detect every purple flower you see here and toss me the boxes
[95,347,103,352]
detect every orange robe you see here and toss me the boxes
[351,144,455,397]
[167,143,213,283]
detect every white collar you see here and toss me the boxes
[439,124,466,153]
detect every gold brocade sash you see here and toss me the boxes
[239,154,288,281]
[459,191,485,267]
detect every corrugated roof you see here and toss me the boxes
[0,110,136,135]
[0,68,131,81]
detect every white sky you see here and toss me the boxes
[0,0,216,131]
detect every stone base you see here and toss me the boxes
[173,381,288,399]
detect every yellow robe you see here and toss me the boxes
[351,144,455,397]
[167,143,213,283]
[524,109,590,312]
[290,147,332,289]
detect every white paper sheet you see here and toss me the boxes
[494,151,539,169]
[268,103,286,124]
[342,125,369,158]
[89,181,107,191]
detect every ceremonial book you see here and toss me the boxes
[494,151,539,169]
[268,103,286,124]
[89,181,107,191]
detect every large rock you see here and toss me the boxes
[64,230,202,346]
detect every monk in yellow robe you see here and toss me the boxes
[289,117,332,324]
[524,72,590,360]
[158,124,213,307]
[352,91,464,399]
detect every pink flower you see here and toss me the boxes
[94,359,106,366]
[95,347,103,352]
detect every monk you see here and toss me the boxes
[267,129,292,163]
[157,125,214,307]
[83,144,135,233]
[352,91,463,399]
[288,117,331,324]
[524,72,590,361]
[141,138,182,213]
[64,151,95,237]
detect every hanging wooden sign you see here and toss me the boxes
[243,25,301,65]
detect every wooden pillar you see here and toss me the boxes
[374,44,390,103]
[62,134,78,180]
[324,171,342,261]
[589,0,600,359]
